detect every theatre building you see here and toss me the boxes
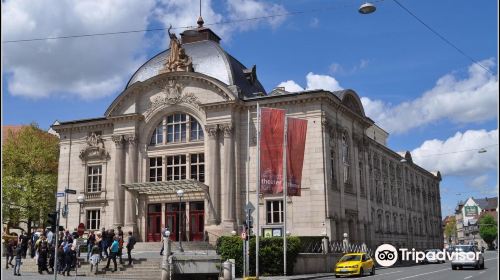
[53,20,443,249]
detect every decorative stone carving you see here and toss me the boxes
[79,133,109,161]
[112,135,124,146]
[125,134,137,145]
[159,26,193,73]
[221,124,233,137]
[144,79,200,119]
[206,125,219,138]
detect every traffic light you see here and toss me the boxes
[47,211,58,233]
[245,218,253,229]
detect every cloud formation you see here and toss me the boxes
[361,60,498,134]
[3,0,287,100]
[277,72,343,92]
[410,129,498,176]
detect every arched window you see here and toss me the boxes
[149,113,204,145]
[150,122,163,145]
[341,132,350,183]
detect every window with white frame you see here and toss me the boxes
[190,118,204,141]
[87,165,102,192]
[167,114,187,143]
[149,157,163,182]
[86,210,100,230]
[150,122,163,145]
[266,200,284,224]
[166,155,186,181]
[190,153,205,182]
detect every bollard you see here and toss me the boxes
[223,260,233,280]
[322,237,329,254]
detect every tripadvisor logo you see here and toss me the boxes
[375,244,398,267]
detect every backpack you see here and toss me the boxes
[127,236,136,249]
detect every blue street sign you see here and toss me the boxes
[56,192,65,197]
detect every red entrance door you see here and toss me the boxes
[189,201,205,241]
[165,203,185,241]
[147,204,162,242]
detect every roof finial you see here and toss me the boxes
[197,0,204,28]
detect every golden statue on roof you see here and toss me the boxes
[160,25,193,74]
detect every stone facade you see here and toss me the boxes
[52,25,443,249]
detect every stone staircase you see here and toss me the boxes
[16,242,220,279]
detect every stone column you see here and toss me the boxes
[222,124,235,227]
[206,125,220,225]
[112,135,125,227]
[125,134,137,230]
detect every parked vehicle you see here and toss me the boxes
[423,249,445,264]
[334,253,375,278]
[451,245,484,270]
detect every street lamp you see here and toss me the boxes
[359,2,377,14]
[176,189,184,252]
[77,194,85,226]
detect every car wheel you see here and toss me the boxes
[359,268,364,276]
[335,275,340,278]
[370,266,375,275]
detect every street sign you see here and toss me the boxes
[77,223,85,237]
[65,189,77,194]
[241,231,247,240]
[245,202,255,214]
[56,192,65,197]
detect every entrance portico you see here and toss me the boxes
[123,179,209,242]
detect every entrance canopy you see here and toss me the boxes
[122,179,208,195]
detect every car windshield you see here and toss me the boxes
[455,246,474,252]
[339,255,361,262]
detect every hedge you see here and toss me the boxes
[216,236,301,276]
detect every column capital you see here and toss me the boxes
[125,134,137,145]
[205,125,219,138]
[221,123,233,137]
[112,134,125,146]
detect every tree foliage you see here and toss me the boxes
[444,216,457,241]
[2,124,59,234]
[479,214,497,249]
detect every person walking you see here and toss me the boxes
[56,244,65,275]
[63,241,73,276]
[5,238,15,268]
[101,228,109,259]
[105,236,119,272]
[126,231,136,266]
[37,236,50,274]
[87,230,96,261]
[13,244,23,276]
[18,232,29,259]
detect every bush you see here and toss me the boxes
[216,236,301,276]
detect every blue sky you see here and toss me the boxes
[2,0,498,218]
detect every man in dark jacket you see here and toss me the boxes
[126,231,136,265]
[18,232,29,259]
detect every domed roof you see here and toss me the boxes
[126,36,266,97]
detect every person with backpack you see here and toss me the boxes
[126,231,136,266]
[37,236,50,274]
[105,236,119,272]
[13,243,23,276]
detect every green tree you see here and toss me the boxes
[479,214,497,250]
[2,124,59,235]
[444,216,457,243]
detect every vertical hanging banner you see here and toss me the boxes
[286,117,308,196]
[259,108,286,194]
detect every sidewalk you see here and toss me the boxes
[236,273,335,280]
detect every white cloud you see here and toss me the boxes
[329,59,370,75]
[3,0,155,99]
[3,0,288,100]
[277,72,343,92]
[469,174,489,189]
[361,59,498,134]
[410,129,498,176]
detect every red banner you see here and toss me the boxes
[259,108,286,194]
[286,117,308,196]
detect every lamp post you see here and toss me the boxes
[176,189,184,252]
[161,228,171,280]
[77,194,85,226]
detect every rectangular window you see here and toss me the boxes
[149,157,163,182]
[87,165,102,192]
[86,210,100,230]
[266,200,284,224]
[166,155,186,181]
[190,153,205,182]
[167,114,187,143]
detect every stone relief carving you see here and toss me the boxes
[159,26,193,74]
[144,79,200,119]
[80,133,109,161]
[205,125,219,138]
[221,124,233,137]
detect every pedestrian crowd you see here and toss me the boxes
[4,225,136,276]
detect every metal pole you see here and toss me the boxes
[54,202,61,280]
[245,109,250,277]
[255,103,260,278]
[161,232,171,280]
[283,117,288,276]
[78,203,82,225]
[178,197,183,252]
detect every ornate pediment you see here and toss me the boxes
[79,133,109,161]
[144,79,200,119]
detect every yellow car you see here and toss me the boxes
[334,253,375,278]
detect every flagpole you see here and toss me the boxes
[256,102,260,278]
[283,116,288,276]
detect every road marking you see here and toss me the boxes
[393,268,450,280]
[464,276,472,279]
[484,257,498,261]
[479,271,486,274]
